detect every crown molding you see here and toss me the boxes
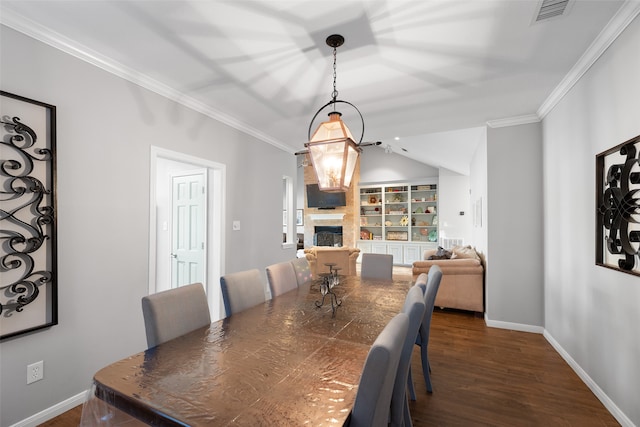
[537,0,640,119]
[0,8,295,154]
[486,114,541,128]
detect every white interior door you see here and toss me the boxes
[171,170,207,288]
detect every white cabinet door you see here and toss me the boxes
[356,241,372,263]
[371,243,388,254]
[403,244,422,265]
[419,243,438,259]
[387,243,404,264]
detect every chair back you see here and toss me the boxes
[141,283,211,349]
[350,313,409,427]
[360,253,393,280]
[422,265,443,331]
[266,261,298,297]
[414,272,428,289]
[220,269,266,317]
[290,257,312,286]
[416,265,443,392]
[390,286,426,427]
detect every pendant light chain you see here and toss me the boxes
[332,45,338,106]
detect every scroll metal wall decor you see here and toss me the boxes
[1,91,57,341]
[596,134,640,277]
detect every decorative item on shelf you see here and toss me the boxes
[360,217,368,226]
[385,220,392,226]
[400,215,409,226]
[360,207,365,215]
[360,229,372,240]
[432,215,438,225]
[297,34,381,192]
[369,195,377,204]
[387,231,408,241]
[415,207,423,213]
[428,230,438,242]
[411,216,416,226]
[420,228,428,236]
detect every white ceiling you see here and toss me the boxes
[1,0,634,174]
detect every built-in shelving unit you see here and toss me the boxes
[358,182,439,265]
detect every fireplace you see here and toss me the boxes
[314,226,343,246]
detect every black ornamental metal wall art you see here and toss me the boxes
[596,134,640,276]
[1,91,58,341]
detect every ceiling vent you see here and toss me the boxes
[533,0,574,23]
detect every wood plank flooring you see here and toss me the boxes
[38,268,618,426]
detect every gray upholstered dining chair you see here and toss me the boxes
[390,285,426,427]
[414,272,428,288]
[349,313,409,427]
[290,257,312,286]
[220,269,266,317]
[266,261,298,297]
[141,282,211,349]
[360,253,394,280]
[415,265,443,393]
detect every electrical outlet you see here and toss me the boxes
[27,360,44,384]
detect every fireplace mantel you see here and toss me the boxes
[309,213,345,221]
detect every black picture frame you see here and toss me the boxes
[1,91,58,341]
[595,134,640,277]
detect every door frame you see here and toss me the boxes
[149,146,226,320]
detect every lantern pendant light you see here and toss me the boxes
[305,34,364,192]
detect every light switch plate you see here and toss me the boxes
[232,220,240,230]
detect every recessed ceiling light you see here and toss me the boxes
[394,137,400,141]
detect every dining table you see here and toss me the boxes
[84,275,412,426]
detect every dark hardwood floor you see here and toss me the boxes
[39,272,618,426]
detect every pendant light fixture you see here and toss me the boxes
[305,34,364,192]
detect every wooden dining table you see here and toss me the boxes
[89,275,412,426]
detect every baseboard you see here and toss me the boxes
[543,331,634,427]
[9,389,88,427]
[484,314,545,334]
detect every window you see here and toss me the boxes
[282,175,295,248]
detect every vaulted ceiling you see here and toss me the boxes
[1,0,633,174]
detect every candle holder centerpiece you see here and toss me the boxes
[315,264,342,316]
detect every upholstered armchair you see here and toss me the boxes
[304,246,360,278]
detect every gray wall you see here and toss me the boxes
[486,123,544,327]
[359,145,438,183]
[0,26,296,426]
[469,135,488,254]
[542,15,640,425]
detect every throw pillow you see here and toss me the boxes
[451,245,478,260]
[428,246,452,260]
